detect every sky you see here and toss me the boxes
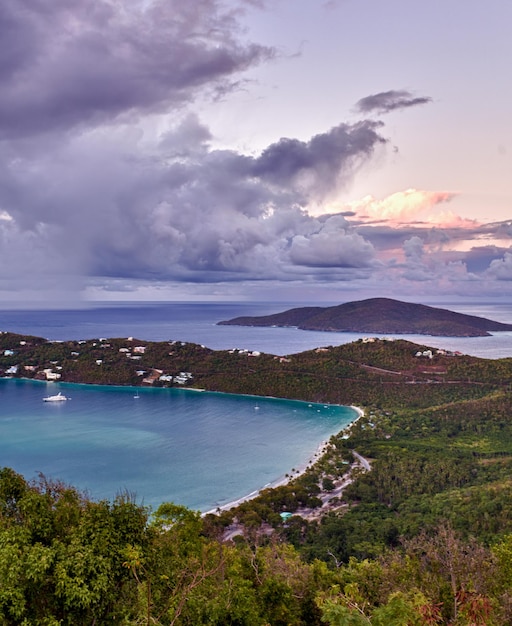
[1,0,511,305]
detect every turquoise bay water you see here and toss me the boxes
[0,378,356,512]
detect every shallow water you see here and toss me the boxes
[0,378,355,511]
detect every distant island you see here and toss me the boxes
[218,297,512,337]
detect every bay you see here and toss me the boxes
[0,377,355,512]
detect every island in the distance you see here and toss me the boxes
[218,297,512,337]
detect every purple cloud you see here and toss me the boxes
[252,121,386,197]
[487,252,512,280]
[0,0,274,139]
[355,90,432,115]
[0,114,388,284]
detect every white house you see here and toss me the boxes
[45,371,61,381]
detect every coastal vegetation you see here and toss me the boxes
[1,331,512,623]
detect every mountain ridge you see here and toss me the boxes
[218,297,512,337]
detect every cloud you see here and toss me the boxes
[343,189,456,224]
[355,90,432,115]
[0,2,509,301]
[0,0,274,140]
[464,246,508,273]
[252,121,386,199]
[487,251,512,280]
[289,216,377,268]
[0,115,388,286]
[403,235,425,261]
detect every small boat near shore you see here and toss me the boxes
[43,391,68,402]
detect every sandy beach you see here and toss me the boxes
[203,404,365,516]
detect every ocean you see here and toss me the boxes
[1,300,511,512]
[2,300,512,358]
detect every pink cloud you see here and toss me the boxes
[424,210,478,229]
[344,188,457,224]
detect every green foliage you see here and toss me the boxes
[0,470,148,624]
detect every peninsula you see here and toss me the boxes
[218,297,512,337]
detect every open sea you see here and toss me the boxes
[1,300,511,512]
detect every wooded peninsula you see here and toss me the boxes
[1,330,512,624]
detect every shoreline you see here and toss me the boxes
[202,404,365,516]
[2,376,359,512]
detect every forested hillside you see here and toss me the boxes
[1,332,512,623]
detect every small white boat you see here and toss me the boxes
[43,392,68,402]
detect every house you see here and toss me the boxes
[133,346,146,354]
[3,350,14,356]
[173,372,193,385]
[5,365,18,375]
[45,371,61,381]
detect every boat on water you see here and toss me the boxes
[43,391,68,402]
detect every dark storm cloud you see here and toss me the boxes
[0,116,387,283]
[355,90,432,115]
[0,0,274,139]
[252,121,385,194]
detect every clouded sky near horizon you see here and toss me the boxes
[1,0,511,304]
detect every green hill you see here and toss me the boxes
[218,297,512,336]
